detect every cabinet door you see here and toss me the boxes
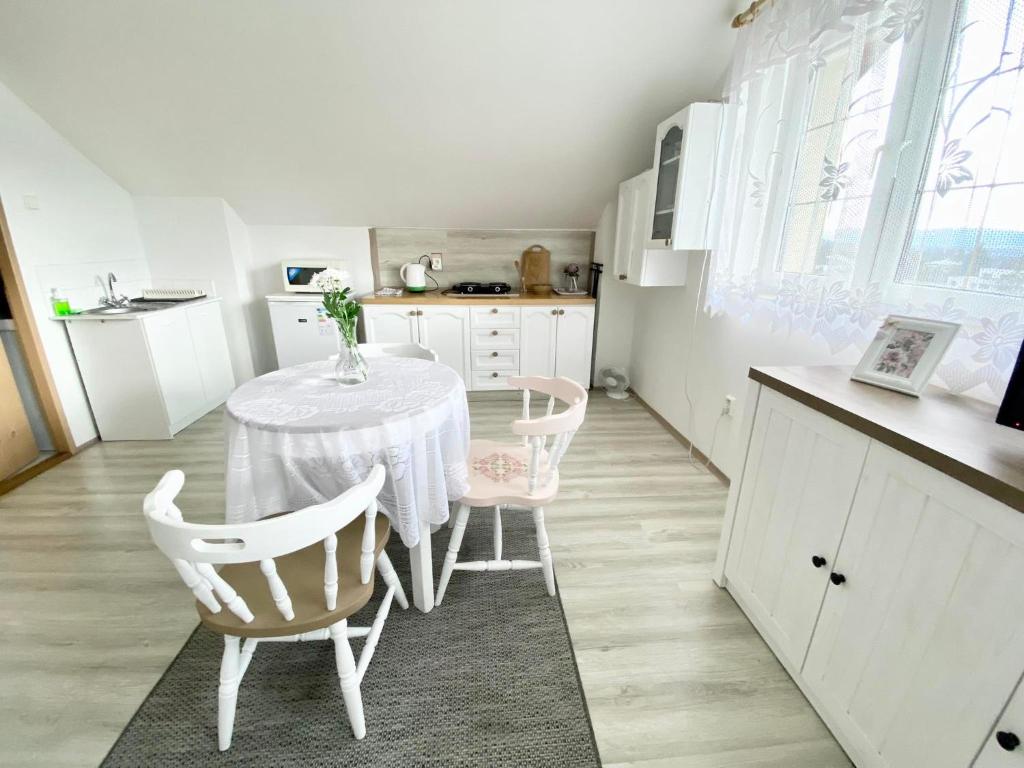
[143,310,205,426]
[520,306,557,378]
[627,170,654,285]
[186,302,235,402]
[554,306,594,387]
[362,306,418,344]
[803,443,1024,768]
[672,102,720,250]
[417,307,470,381]
[649,113,684,248]
[724,388,869,669]
[976,681,1024,767]
[613,176,636,282]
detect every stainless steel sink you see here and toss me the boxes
[79,302,175,316]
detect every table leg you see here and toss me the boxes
[409,520,435,613]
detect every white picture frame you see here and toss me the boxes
[851,315,960,396]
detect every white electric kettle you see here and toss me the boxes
[400,262,427,292]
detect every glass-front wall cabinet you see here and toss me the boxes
[651,126,683,244]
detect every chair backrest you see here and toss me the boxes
[507,375,588,493]
[143,465,386,625]
[358,342,439,362]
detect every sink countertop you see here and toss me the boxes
[361,290,595,305]
[52,295,221,321]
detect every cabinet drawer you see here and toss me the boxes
[470,328,519,349]
[470,306,520,329]
[472,370,516,390]
[472,349,519,371]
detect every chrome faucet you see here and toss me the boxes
[97,272,129,307]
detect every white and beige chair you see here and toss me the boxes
[436,375,588,603]
[143,465,406,750]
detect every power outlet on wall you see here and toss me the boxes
[722,395,736,416]
[430,253,443,271]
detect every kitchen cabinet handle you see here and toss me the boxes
[558,309,565,315]
[997,731,1021,751]
[551,309,558,315]
[491,372,499,378]
[491,351,498,357]
[417,310,424,316]
[811,555,827,568]
[829,572,846,586]
[491,330,498,336]
[408,310,416,316]
[490,308,499,314]
[618,274,627,280]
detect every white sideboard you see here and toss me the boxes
[715,366,1024,768]
[64,298,235,440]
[361,298,594,391]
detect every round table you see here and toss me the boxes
[224,356,471,612]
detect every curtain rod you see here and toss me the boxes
[732,0,769,28]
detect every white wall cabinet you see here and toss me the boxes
[363,302,594,391]
[614,170,689,287]
[716,374,1024,768]
[65,299,235,441]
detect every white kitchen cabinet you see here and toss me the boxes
[647,102,721,251]
[362,304,469,382]
[716,368,1024,768]
[613,170,689,287]
[803,443,1024,768]
[64,299,235,440]
[520,305,594,385]
[724,388,869,669]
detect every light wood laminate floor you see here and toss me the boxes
[0,394,851,767]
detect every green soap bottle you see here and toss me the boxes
[50,287,71,317]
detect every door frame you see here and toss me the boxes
[0,198,76,487]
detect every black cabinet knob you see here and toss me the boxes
[811,555,827,568]
[829,572,846,586]
[997,731,1021,751]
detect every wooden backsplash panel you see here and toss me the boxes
[373,228,594,291]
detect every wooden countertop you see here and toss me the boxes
[361,290,595,306]
[750,365,1024,513]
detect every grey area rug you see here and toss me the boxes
[102,509,601,767]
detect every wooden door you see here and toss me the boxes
[724,388,869,669]
[361,306,418,345]
[520,306,557,378]
[417,307,470,382]
[0,339,37,479]
[803,442,1024,768]
[554,306,594,387]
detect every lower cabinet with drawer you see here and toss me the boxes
[715,372,1024,768]
[362,301,594,391]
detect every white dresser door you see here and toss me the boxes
[186,301,235,402]
[802,443,1024,768]
[361,306,418,345]
[554,305,594,386]
[417,306,470,382]
[143,310,205,426]
[520,306,557,378]
[976,680,1024,767]
[724,388,869,669]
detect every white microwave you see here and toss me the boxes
[280,260,343,293]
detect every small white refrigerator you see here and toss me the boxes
[266,294,339,369]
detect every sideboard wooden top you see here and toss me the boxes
[361,290,595,306]
[750,365,1024,514]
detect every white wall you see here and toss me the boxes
[246,226,373,373]
[134,196,257,383]
[592,201,637,383]
[0,80,149,447]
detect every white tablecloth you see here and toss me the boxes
[224,357,470,547]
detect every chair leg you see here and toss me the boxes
[532,506,556,596]
[329,620,366,739]
[376,550,409,610]
[218,635,242,751]
[436,503,470,605]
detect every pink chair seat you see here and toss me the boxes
[462,438,558,507]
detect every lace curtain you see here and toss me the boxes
[707,0,1024,401]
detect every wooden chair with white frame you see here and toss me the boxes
[143,465,407,750]
[435,375,588,603]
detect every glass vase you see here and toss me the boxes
[333,318,368,385]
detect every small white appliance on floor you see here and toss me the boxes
[266,294,338,368]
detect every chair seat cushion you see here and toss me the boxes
[460,439,559,507]
[198,514,390,638]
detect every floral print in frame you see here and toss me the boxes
[852,315,961,396]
